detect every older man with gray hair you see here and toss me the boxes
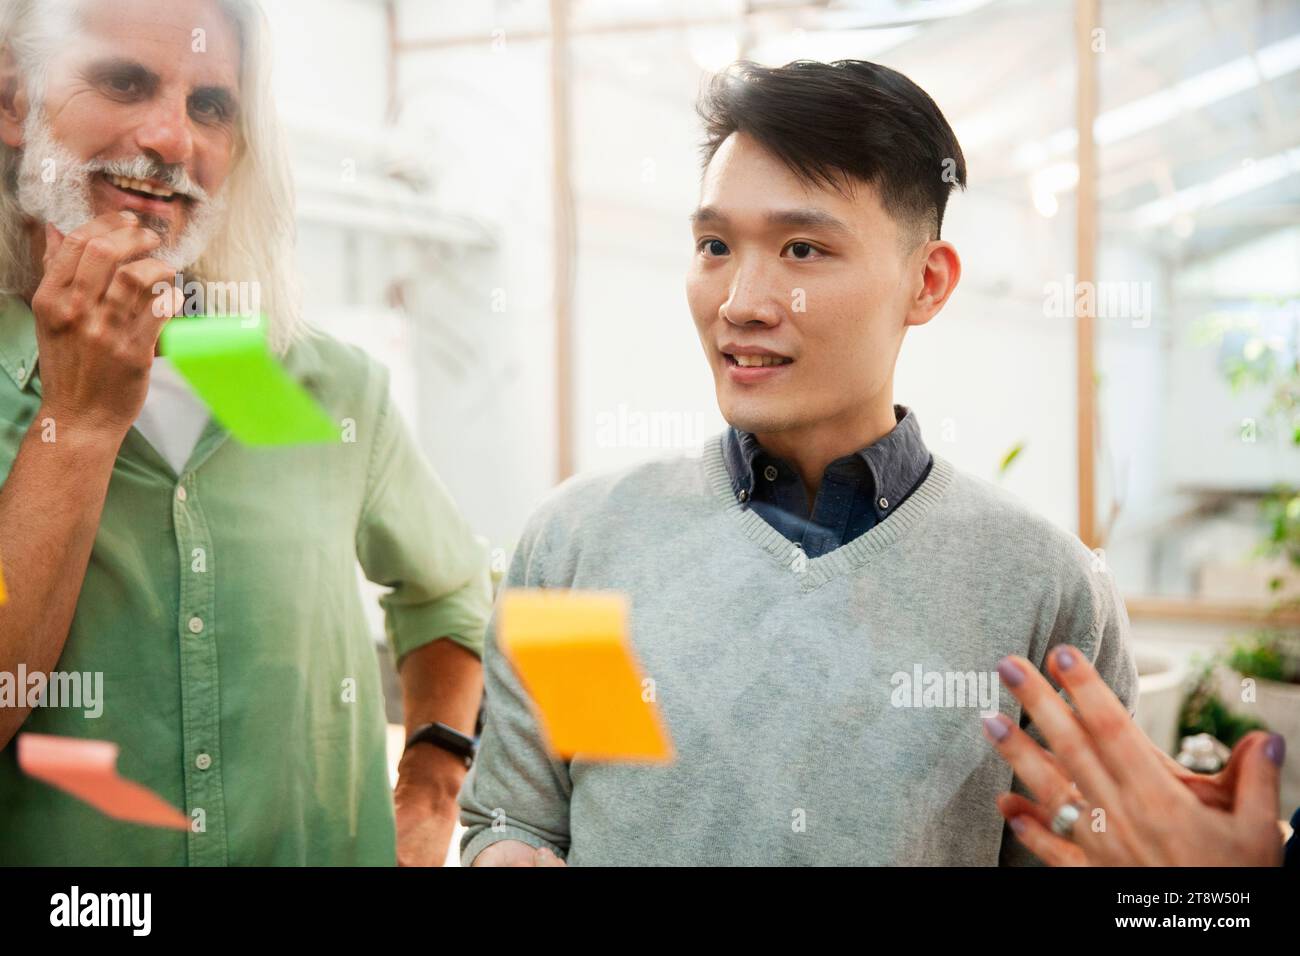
[0,0,489,865]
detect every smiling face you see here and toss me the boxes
[2,0,241,266]
[687,132,948,452]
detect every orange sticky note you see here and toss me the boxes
[499,589,673,762]
[17,733,189,830]
[0,556,6,604]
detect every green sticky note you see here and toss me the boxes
[160,315,338,446]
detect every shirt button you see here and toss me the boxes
[188,616,204,634]
[879,497,889,509]
[195,753,212,771]
[737,488,750,504]
[763,465,779,482]
[176,485,187,503]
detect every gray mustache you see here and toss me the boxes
[87,156,208,203]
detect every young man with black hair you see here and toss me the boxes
[460,60,1138,866]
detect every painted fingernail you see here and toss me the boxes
[997,658,1025,687]
[1265,734,1286,767]
[1053,646,1076,671]
[982,714,1011,743]
[119,210,137,221]
[1009,817,1027,835]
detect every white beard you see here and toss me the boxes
[16,107,228,272]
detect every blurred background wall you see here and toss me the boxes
[257,0,1300,808]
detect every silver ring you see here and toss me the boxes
[1050,801,1083,837]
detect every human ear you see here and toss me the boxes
[905,240,961,328]
[0,45,30,149]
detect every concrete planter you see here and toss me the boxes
[1134,650,1188,756]
[1216,668,1300,812]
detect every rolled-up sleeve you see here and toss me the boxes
[458,510,574,865]
[355,382,492,663]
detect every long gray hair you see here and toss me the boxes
[0,0,304,354]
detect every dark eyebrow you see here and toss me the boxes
[84,57,159,92]
[765,208,852,235]
[690,205,851,235]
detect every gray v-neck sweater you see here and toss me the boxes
[460,434,1138,866]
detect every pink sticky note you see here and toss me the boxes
[17,733,189,830]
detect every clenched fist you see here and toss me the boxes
[30,210,184,441]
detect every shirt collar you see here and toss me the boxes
[723,404,931,505]
[857,405,930,509]
[0,294,40,393]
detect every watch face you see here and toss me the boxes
[437,724,476,754]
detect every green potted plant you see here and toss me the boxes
[1204,304,1300,805]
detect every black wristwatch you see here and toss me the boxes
[404,722,478,769]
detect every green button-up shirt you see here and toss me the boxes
[0,294,491,865]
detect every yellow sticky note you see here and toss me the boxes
[499,589,673,762]
[0,554,6,604]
